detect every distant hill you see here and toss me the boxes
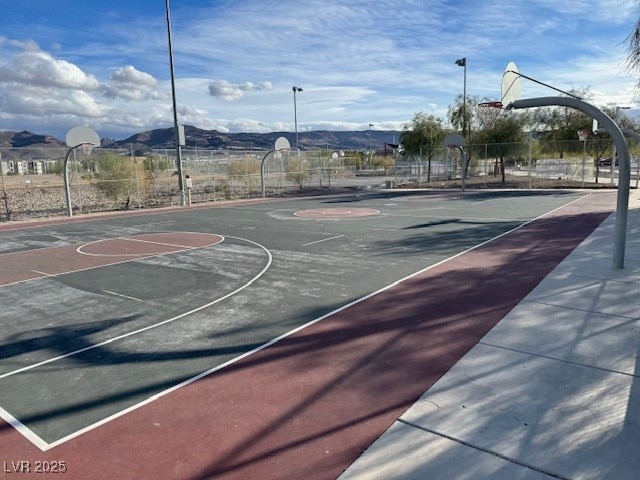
[1,126,402,153]
[0,130,65,148]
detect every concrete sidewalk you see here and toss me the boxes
[340,191,640,480]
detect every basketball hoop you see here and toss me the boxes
[275,147,290,160]
[63,126,100,217]
[477,101,504,129]
[81,143,93,156]
[577,130,591,141]
[477,101,504,109]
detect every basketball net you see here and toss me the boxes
[446,145,460,165]
[477,101,503,129]
[577,130,590,142]
[276,147,290,158]
[81,143,93,155]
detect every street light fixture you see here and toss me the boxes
[292,86,303,156]
[455,57,467,142]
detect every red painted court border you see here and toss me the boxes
[294,207,380,219]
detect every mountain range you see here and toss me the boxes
[0,126,403,153]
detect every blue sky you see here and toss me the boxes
[0,0,638,140]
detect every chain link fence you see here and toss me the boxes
[1,140,638,221]
[393,141,640,188]
[0,147,381,221]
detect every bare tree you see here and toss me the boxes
[285,157,308,191]
[401,112,446,182]
[626,1,640,88]
[474,114,527,183]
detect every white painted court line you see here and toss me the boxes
[0,235,273,451]
[102,290,144,302]
[76,233,223,257]
[0,233,224,289]
[31,270,56,278]
[0,236,270,383]
[115,237,196,249]
[303,235,345,246]
[0,252,172,289]
[42,196,597,451]
[0,405,48,451]
[1,194,597,451]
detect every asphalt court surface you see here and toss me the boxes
[0,189,601,449]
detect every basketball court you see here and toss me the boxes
[0,189,616,478]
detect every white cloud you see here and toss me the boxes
[104,66,163,101]
[0,44,167,135]
[208,80,274,100]
[0,49,101,91]
[1,87,107,117]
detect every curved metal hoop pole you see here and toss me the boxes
[261,150,276,198]
[507,96,630,269]
[63,144,84,217]
[447,146,467,191]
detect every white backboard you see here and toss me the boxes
[275,136,291,151]
[66,126,100,148]
[501,62,521,107]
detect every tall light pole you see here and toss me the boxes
[455,57,467,142]
[166,0,185,206]
[292,86,303,157]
